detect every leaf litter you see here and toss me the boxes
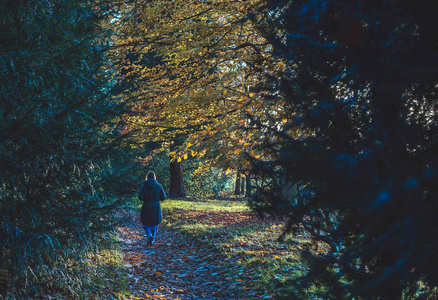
[116,202,315,299]
[117,210,247,299]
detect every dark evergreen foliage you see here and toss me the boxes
[0,0,122,296]
[248,0,438,298]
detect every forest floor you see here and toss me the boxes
[115,199,308,299]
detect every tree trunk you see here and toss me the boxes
[234,172,241,195]
[169,158,186,199]
[245,175,252,197]
[240,175,245,195]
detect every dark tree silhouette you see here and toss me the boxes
[248,0,438,298]
[245,175,252,197]
[169,158,187,199]
[235,172,241,195]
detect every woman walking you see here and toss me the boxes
[138,171,166,247]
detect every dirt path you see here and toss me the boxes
[116,210,243,300]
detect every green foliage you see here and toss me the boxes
[78,247,131,299]
[163,199,250,213]
[0,0,123,297]
[105,142,165,196]
[183,160,234,199]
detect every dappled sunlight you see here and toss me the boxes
[160,200,335,298]
[103,198,335,298]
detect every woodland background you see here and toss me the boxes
[1,0,438,299]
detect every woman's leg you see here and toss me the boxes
[143,225,152,237]
[143,225,158,246]
[150,225,159,245]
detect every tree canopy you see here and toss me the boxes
[110,0,283,174]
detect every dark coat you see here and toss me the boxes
[138,178,166,226]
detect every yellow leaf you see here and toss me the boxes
[177,157,182,163]
[278,61,285,68]
[249,92,255,97]
[274,256,281,260]
[183,153,188,160]
[206,86,214,96]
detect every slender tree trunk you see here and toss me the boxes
[240,175,245,195]
[234,172,241,195]
[169,158,186,199]
[245,175,252,197]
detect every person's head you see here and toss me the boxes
[146,171,156,180]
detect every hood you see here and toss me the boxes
[144,178,158,188]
